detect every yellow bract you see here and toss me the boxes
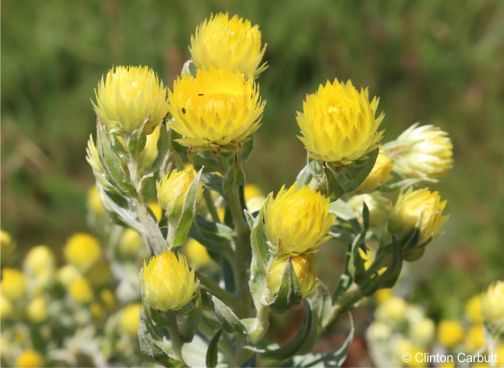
[297,80,384,163]
[190,13,267,78]
[185,238,211,269]
[142,251,198,311]
[480,280,504,331]
[264,184,334,256]
[120,304,141,337]
[169,69,265,150]
[93,66,168,134]
[68,276,94,304]
[358,151,392,192]
[267,255,317,298]
[437,320,464,348]
[390,188,448,244]
[64,233,102,270]
[1,268,27,301]
[16,350,42,368]
[157,166,200,217]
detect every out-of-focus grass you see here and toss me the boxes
[2,0,503,309]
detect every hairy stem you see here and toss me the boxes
[166,313,186,365]
[203,187,221,223]
[331,285,364,321]
[197,272,237,307]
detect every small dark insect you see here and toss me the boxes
[182,107,186,114]
[198,93,204,96]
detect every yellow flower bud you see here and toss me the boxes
[465,295,483,324]
[157,166,201,217]
[376,296,407,324]
[1,268,27,301]
[410,318,435,345]
[390,124,453,180]
[0,293,13,320]
[27,297,48,323]
[16,350,42,368]
[390,188,448,245]
[142,251,198,311]
[185,238,211,269]
[138,125,161,172]
[120,304,141,337]
[118,229,144,257]
[87,186,105,215]
[437,319,464,348]
[267,255,317,298]
[190,13,267,78]
[148,202,162,222]
[464,323,485,352]
[264,184,335,256]
[0,230,15,264]
[168,68,265,150]
[64,233,102,270]
[348,192,392,227]
[68,277,93,304]
[93,66,169,134]
[297,79,384,163]
[57,264,80,286]
[244,184,266,213]
[480,281,504,331]
[358,151,392,192]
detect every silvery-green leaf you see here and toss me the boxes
[269,257,302,314]
[329,199,357,221]
[206,328,223,368]
[191,215,234,254]
[211,296,247,335]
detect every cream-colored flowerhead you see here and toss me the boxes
[390,188,448,244]
[297,79,384,163]
[168,68,265,150]
[267,255,317,298]
[156,165,201,217]
[358,150,392,192]
[142,251,198,311]
[481,281,504,332]
[264,184,335,256]
[391,124,453,180]
[93,66,169,134]
[190,13,267,78]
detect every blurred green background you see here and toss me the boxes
[2,0,503,312]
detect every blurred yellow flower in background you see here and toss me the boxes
[68,276,93,304]
[297,79,383,163]
[410,318,435,345]
[0,230,15,264]
[118,229,144,257]
[375,296,407,324]
[57,264,80,286]
[185,238,211,269]
[0,293,13,320]
[244,184,266,213]
[64,233,102,270]
[1,268,27,301]
[465,295,483,323]
[24,245,55,276]
[190,13,267,77]
[437,319,464,348]
[264,184,334,256]
[358,150,392,192]
[27,297,48,323]
[169,68,264,150]
[142,251,198,311]
[93,66,169,134]
[16,350,42,368]
[267,255,317,298]
[87,186,105,215]
[464,323,485,352]
[120,304,141,337]
[480,280,504,331]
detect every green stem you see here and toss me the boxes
[197,272,237,307]
[331,285,364,321]
[203,187,220,223]
[166,313,186,365]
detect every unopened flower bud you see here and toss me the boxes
[358,151,392,192]
[348,192,392,227]
[157,166,201,217]
[267,255,317,298]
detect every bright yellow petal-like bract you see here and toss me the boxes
[358,150,393,192]
[297,80,384,163]
[480,281,504,332]
[168,69,265,150]
[390,124,453,180]
[390,188,448,244]
[264,184,335,256]
[190,13,267,78]
[142,251,198,311]
[267,255,317,298]
[64,233,102,270]
[157,165,201,217]
[93,66,169,134]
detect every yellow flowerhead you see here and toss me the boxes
[68,276,94,304]
[120,304,141,337]
[358,150,392,192]
[297,80,384,163]
[480,281,504,331]
[142,251,198,311]
[118,229,144,257]
[348,192,392,227]
[16,350,42,368]
[264,184,335,256]
[410,318,435,345]
[1,268,27,301]
[0,229,15,264]
[390,124,453,180]
[64,233,102,270]
[169,69,265,150]
[0,293,13,320]
[390,188,448,244]
[464,323,485,352]
[437,320,464,348]
[87,186,105,216]
[185,238,211,269]
[375,296,407,324]
[27,297,48,323]
[24,245,55,277]
[57,264,80,286]
[465,295,483,324]
[93,66,169,134]
[190,13,267,78]
[267,255,317,298]
[157,166,201,217]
